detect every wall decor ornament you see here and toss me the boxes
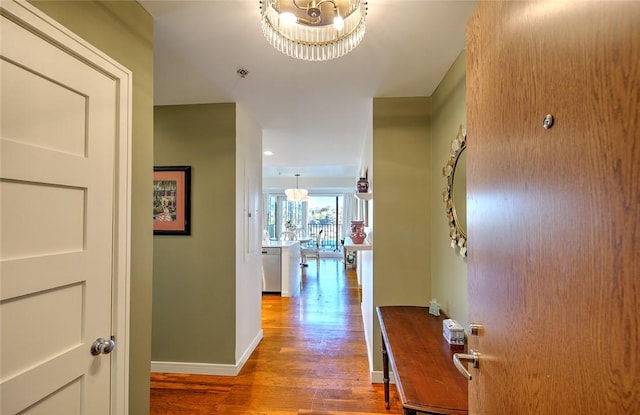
[443,125,467,256]
[153,166,192,235]
[357,177,369,193]
[350,220,367,244]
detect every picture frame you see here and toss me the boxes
[153,166,191,235]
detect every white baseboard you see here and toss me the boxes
[361,301,374,377]
[237,329,263,370]
[150,360,239,376]
[151,330,263,376]
[361,301,394,385]
[371,370,396,384]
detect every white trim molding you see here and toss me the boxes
[371,370,396,384]
[1,1,133,414]
[151,361,241,377]
[152,330,263,376]
[236,329,263,373]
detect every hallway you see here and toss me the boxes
[150,258,403,414]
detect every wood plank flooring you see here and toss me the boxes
[150,258,403,414]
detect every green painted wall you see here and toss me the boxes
[368,54,468,374]
[430,50,468,326]
[371,97,432,370]
[153,104,237,364]
[28,1,154,413]
[27,0,469,401]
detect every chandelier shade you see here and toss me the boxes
[260,0,367,61]
[285,188,309,201]
[285,174,309,202]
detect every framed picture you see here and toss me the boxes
[153,166,191,235]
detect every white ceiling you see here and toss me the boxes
[140,0,477,190]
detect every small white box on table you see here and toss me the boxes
[443,319,465,349]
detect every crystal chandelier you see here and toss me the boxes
[260,0,367,61]
[285,174,309,202]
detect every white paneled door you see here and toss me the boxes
[1,2,131,414]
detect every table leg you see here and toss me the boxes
[343,248,348,268]
[382,334,390,410]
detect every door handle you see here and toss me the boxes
[91,337,116,355]
[453,349,480,380]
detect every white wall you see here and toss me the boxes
[235,104,264,366]
[358,100,376,378]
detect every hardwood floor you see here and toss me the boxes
[150,258,404,414]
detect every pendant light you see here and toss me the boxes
[285,173,309,202]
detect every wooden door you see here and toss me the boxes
[0,2,131,413]
[466,1,640,413]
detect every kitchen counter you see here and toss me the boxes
[262,240,300,297]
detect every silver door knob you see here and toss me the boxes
[91,337,116,355]
[453,349,480,380]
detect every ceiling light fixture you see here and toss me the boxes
[285,173,309,202]
[259,0,367,61]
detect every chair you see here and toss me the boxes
[279,231,297,241]
[301,229,322,265]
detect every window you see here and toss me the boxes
[265,194,344,249]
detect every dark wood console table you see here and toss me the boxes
[376,306,468,415]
